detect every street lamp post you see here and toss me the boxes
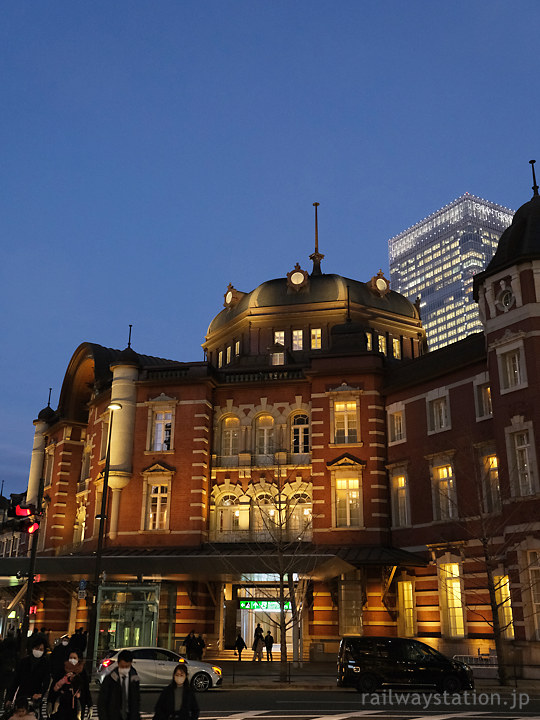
[85,401,122,670]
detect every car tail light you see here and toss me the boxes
[101,659,113,668]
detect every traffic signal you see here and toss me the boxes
[8,503,41,534]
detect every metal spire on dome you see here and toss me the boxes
[530,160,539,197]
[47,387,52,407]
[127,324,133,348]
[310,202,325,276]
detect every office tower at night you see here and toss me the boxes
[389,194,514,350]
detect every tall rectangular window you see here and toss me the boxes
[501,349,522,389]
[152,411,172,451]
[392,338,401,359]
[235,340,240,356]
[334,401,357,444]
[100,420,110,460]
[292,330,303,351]
[44,449,55,486]
[336,475,362,527]
[389,411,405,443]
[226,346,232,364]
[146,484,169,530]
[365,333,372,351]
[218,351,223,368]
[391,473,410,527]
[339,578,363,634]
[432,463,457,520]
[476,383,492,418]
[514,431,533,495]
[428,395,450,433]
[528,551,540,640]
[274,330,285,346]
[440,563,465,637]
[378,335,387,355]
[482,454,501,513]
[311,328,321,350]
[398,580,415,636]
[494,575,514,639]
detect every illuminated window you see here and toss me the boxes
[432,463,457,520]
[391,472,410,527]
[253,493,276,535]
[256,415,274,456]
[311,328,322,349]
[292,330,303,351]
[365,332,372,351]
[388,410,405,443]
[392,338,401,359]
[334,401,358,444]
[292,414,310,454]
[221,416,240,456]
[274,330,285,346]
[271,352,284,366]
[226,346,232,364]
[440,563,465,637]
[217,494,240,533]
[288,493,312,538]
[151,410,172,451]
[218,351,223,368]
[494,575,514,639]
[378,335,387,355]
[482,454,501,513]
[235,340,240,356]
[335,475,362,527]
[146,484,169,530]
[398,580,415,636]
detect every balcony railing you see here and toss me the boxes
[213,453,311,468]
[209,527,313,543]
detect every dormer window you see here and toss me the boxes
[274,330,285,346]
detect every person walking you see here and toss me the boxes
[97,649,140,720]
[251,634,264,662]
[233,633,247,661]
[152,663,199,720]
[194,634,205,661]
[48,649,92,720]
[183,631,196,661]
[254,623,263,641]
[0,631,18,706]
[50,637,71,684]
[264,630,274,662]
[5,636,50,712]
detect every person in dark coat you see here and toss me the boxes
[97,649,140,720]
[264,630,274,662]
[5,637,50,709]
[0,631,18,705]
[50,637,71,682]
[194,634,205,661]
[233,633,247,661]
[152,663,199,720]
[183,631,196,660]
[48,649,92,720]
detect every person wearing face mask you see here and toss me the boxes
[5,637,51,712]
[50,637,71,684]
[152,664,199,720]
[98,649,140,720]
[48,649,92,720]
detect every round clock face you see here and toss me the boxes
[225,291,233,304]
[376,277,387,292]
[291,271,305,285]
[501,290,513,308]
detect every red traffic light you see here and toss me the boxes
[27,521,40,534]
[15,504,34,517]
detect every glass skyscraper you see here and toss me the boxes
[388,194,514,351]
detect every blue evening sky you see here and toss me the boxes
[1,1,537,495]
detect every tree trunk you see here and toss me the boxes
[482,537,508,685]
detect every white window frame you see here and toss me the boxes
[505,417,539,497]
[271,352,285,366]
[333,400,358,444]
[389,466,410,527]
[392,337,401,359]
[496,338,527,394]
[311,328,322,350]
[145,394,177,453]
[292,330,303,351]
[221,416,240,457]
[397,578,415,637]
[429,455,458,520]
[334,471,363,528]
[291,414,310,455]
[141,471,172,531]
[274,330,285,346]
[481,452,501,514]
[387,402,406,445]
[255,414,275,458]
[426,388,451,435]
[494,574,514,639]
[439,560,466,638]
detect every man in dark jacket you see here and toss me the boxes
[98,649,140,720]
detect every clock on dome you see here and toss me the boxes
[287,263,309,291]
[223,283,241,308]
[369,270,390,297]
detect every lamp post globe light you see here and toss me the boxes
[85,401,122,669]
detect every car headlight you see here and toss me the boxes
[211,666,222,676]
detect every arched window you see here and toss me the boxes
[221,416,240,457]
[217,494,240,533]
[253,493,276,536]
[292,414,310,455]
[255,415,274,457]
[288,493,312,538]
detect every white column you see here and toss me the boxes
[109,488,122,539]
[27,419,48,506]
[108,363,138,491]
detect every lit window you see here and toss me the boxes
[271,352,284,366]
[292,414,310,454]
[334,401,358,444]
[292,330,303,351]
[335,475,362,527]
[274,330,285,346]
[311,328,322,350]
[218,351,223,368]
[391,473,410,527]
[393,338,401,359]
[235,340,240,356]
[365,333,372,351]
[146,484,169,530]
[152,411,172,451]
[398,580,415,636]
[476,383,492,419]
[494,575,514,639]
[221,416,240,456]
[217,494,240,533]
[253,493,276,536]
[226,346,231,364]
[256,415,274,456]
[482,454,501,513]
[440,563,465,637]
[432,463,457,520]
[378,335,387,355]
[288,493,312,538]
[389,410,405,443]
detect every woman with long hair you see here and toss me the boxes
[48,649,92,720]
[153,663,199,720]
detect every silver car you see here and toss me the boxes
[96,647,223,692]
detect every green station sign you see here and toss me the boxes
[239,599,291,611]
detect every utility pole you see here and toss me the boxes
[19,474,45,654]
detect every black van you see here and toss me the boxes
[337,636,474,693]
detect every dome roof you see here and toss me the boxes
[484,194,540,274]
[37,405,56,423]
[207,273,419,335]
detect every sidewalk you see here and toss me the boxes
[205,658,540,693]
